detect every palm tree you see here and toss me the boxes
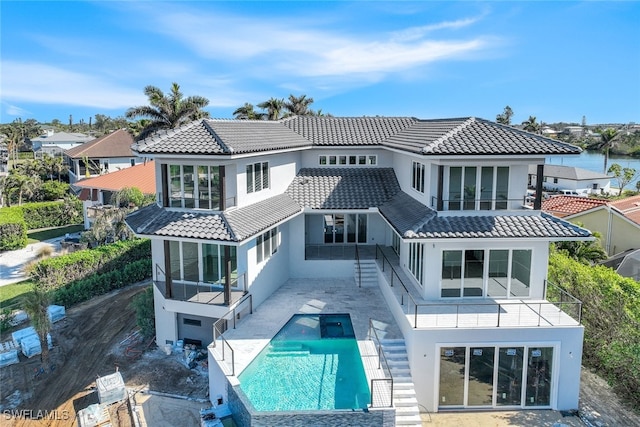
[496,106,514,125]
[125,82,210,141]
[257,97,285,121]
[599,128,619,174]
[233,103,263,120]
[284,94,314,117]
[522,116,540,133]
[22,286,52,368]
[4,172,39,205]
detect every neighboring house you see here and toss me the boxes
[73,160,155,229]
[600,248,640,282]
[528,164,611,195]
[30,129,93,157]
[560,126,584,137]
[64,129,142,184]
[542,195,640,256]
[125,116,591,418]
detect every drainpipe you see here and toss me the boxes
[224,246,231,306]
[163,240,172,298]
[534,164,544,210]
[606,205,613,256]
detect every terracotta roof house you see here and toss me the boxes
[528,164,611,195]
[30,130,93,157]
[73,160,155,229]
[64,129,143,184]
[125,116,591,424]
[543,195,640,255]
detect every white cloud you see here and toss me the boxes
[2,61,146,109]
[136,4,498,80]
[3,103,32,117]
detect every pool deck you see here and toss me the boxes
[212,277,403,393]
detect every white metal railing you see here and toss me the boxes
[375,245,582,328]
[368,319,393,408]
[210,293,253,376]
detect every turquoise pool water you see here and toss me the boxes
[238,313,371,411]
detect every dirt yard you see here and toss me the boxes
[0,283,209,427]
[1,283,639,427]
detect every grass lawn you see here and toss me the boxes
[0,280,33,309]
[27,224,84,244]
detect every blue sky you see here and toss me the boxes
[2,1,639,125]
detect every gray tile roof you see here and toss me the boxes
[378,192,437,235]
[286,168,401,209]
[405,212,591,239]
[125,194,302,242]
[225,194,302,240]
[133,116,580,157]
[125,203,235,241]
[282,116,417,145]
[134,119,311,155]
[528,164,611,180]
[386,117,582,155]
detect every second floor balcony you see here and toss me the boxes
[374,245,582,329]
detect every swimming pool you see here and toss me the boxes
[237,313,371,411]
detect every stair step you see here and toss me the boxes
[395,414,423,425]
[394,397,419,407]
[394,388,417,397]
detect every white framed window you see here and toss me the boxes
[412,161,425,193]
[246,161,269,194]
[441,248,532,298]
[169,241,238,286]
[167,164,220,209]
[446,166,509,211]
[318,154,377,166]
[408,242,424,286]
[257,227,279,263]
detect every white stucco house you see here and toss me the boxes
[31,130,93,157]
[125,116,591,425]
[528,164,611,195]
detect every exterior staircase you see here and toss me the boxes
[355,259,378,287]
[381,339,422,427]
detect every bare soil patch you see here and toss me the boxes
[0,283,208,427]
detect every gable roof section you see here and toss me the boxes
[126,203,235,241]
[407,213,591,239]
[134,119,312,155]
[542,196,608,217]
[286,168,401,209]
[126,194,301,242]
[73,160,156,195]
[528,164,611,180]
[409,118,581,155]
[31,131,92,144]
[282,116,417,146]
[610,195,640,225]
[132,116,581,157]
[65,129,135,158]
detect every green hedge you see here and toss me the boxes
[29,239,151,290]
[0,208,27,250]
[20,199,82,229]
[548,249,640,406]
[53,258,152,307]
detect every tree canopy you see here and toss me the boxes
[125,82,210,140]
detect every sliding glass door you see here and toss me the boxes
[439,345,554,409]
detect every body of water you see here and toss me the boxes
[545,151,640,190]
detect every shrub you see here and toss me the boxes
[20,198,82,229]
[0,208,27,250]
[37,181,70,201]
[52,259,152,307]
[132,286,155,339]
[29,239,151,291]
[549,248,640,405]
[0,308,16,334]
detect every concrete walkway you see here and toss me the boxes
[0,236,69,287]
